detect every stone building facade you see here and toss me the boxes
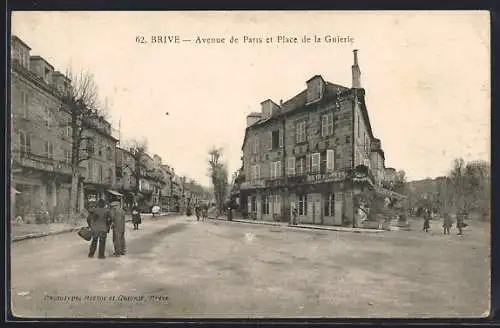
[11,35,120,219]
[80,116,120,207]
[239,50,396,226]
[11,36,74,220]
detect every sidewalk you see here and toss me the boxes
[210,215,385,233]
[11,212,179,243]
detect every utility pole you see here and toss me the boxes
[281,117,289,223]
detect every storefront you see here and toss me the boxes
[241,170,362,226]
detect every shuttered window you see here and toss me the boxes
[327,149,335,171]
[311,153,320,172]
[296,121,306,143]
[305,154,311,173]
[19,131,31,158]
[321,113,334,137]
[44,141,53,159]
[288,157,296,176]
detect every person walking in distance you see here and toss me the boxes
[443,213,452,235]
[200,203,207,221]
[110,201,126,256]
[131,202,141,230]
[422,209,431,233]
[195,203,201,221]
[88,199,111,259]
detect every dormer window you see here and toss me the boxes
[44,67,51,83]
[306,75,325,104]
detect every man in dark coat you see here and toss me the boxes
[110,201,126,256]
[88,199,111,259]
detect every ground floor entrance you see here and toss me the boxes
[242,181,361,226]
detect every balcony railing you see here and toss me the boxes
[17,152,73,175]
[239,166,381,189]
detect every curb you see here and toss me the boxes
[291,225,385,234]
[208,217,385,233]
[12,226,84,242]
[12,213,180,243]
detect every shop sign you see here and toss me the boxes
[306,170,348,184]
[240,180,266,190]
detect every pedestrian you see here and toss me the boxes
[152,204,160,217]
[443,213,452,235]
[202,203,208,221]
[131,202,141,230]
[110,201,126,256]
[87,199,111,259]
[422,209,430,233]
[291,208,298,226]
[195,204,201,221]
[456,213,467,236]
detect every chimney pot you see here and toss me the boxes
[353,49,359,66]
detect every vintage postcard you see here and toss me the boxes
[9,11,490,319]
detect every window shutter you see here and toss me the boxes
[279,129,283,148]
[321,115,328,137]
[305,154,311,172]
[328,113,334,135]
[288,157,295,176]
[256,164,260,179]
[26,135,30,154]
[268,131,273,150]
[311,153,320,172]
[327,149,335,171]
[270,162,276,179]
[277,161,282,177]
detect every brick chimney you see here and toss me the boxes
[352,49,361,89]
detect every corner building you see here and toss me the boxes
[239,50,391,226]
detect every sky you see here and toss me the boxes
[11,11,490,186]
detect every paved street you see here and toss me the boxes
[11,215,490,318]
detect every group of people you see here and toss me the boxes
[194,203,209,221]
[422,208,467,235]
[85,200,142,259]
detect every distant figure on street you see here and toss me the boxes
[195,204,201,221]
[88,199,111,259]
[456,213,468,235]
[110,201,126,256]
[131,203,141,230]
[291,208,298,226]
[422,209,431,233]
[152,204,160,217]
[443,213,453,235]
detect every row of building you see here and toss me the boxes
[232,50,405,226]
[10,35,207,221]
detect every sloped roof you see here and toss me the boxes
[241,78,351,150]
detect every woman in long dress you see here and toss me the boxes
[131,203,141,230]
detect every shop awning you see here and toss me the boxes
[107,190,124,197]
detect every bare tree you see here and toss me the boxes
[59,70,105,223]
[124,138,149,205]
[208,146,229,215]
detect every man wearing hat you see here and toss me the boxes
[110,200,126,256]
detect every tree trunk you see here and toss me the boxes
[69,170,80,224]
